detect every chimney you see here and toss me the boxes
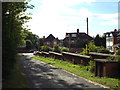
[77,28,79,34]
[87,17,88,35]
[114,29,117,32]
[43,36,45,39]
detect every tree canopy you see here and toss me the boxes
[2,2,34,80]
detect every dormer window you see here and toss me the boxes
[72,34,76,37]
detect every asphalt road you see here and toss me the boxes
[19,53,110,89]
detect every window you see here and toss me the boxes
[47,42,50,45]
[71,40,75,43]
[54,41,57,44]
[72,34,76,37]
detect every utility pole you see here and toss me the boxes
[86,17,89,55]
[69,34,71,51]
[87,17,88,35]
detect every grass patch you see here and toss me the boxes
[3,55,31,88]
[32,56,120,89]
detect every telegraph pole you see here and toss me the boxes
[87,17,88,35]
[86,17,89,55]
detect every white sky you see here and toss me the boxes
[25,0,119,39]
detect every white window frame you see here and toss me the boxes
[72,34,76,37]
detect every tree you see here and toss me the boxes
[2,2,34,80]
[75,39,87,48]
[26,40,33,50]
[63,40,69,47]
[39,38,44,46]
[52,44,60,53]
[94,34,106,48]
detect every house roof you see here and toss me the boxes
[63,32,93,41]
[45,34,55,42]
[104,29,120,36]
[44,34,60,42]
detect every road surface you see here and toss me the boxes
[19,53,110,89]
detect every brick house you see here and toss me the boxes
[63,29,93,52]
[63,29,93,44]
[104,29,120,52]
[43,34,60,48]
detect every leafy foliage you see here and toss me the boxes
[2,2,34,80]
[80,42,110,55]
[80,44,89,55]
[52,44,60,53]
[107,56,120,62]
[24,30,40,50]
[94,34,106,48]
[63,40,69,47]
[61,47,69,52]
[86,60,95,73]
[97,48,110,54]
[75,39,87,48]
[41,46,51,52]
[115,49,120,55]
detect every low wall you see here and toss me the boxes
[89,52,115,59]
[42,52,49,57]
[37,51,120,77]
[49,51,62,60]
[94,59,120,77]
[62,52,91,66]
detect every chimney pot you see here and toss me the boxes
[77,29,79,33]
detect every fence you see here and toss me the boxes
[37,51,120,77]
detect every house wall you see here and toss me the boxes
[43,39,59,48]
[52,39,59,47]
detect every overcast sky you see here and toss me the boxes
[25,0,119,39]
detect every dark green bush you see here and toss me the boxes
[80,42,111,55]
[52,44,60,53]
[116,49,120,55]
[86,60,95,73]
[41,46,51,52]
[107,56,120,62]
[61,47,69,52]
[114,56,120,62]
[97,48,110,54]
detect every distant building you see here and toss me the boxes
[104,29,120,52]
[63,28,93,44]
[43,34,60,47]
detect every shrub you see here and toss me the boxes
[80,48,88,55]
[80,42,111,55]
[41,46,51,52]
[61,47,69,52]
[97,48,110,54]
[86,60,95,73]
[88,42,99,52]
[107,56,115,61]
[107,56,120,62]
[114,56,120,62]
[52,44,60,53]
[115,49,120,55]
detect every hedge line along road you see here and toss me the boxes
[19,53,110,89]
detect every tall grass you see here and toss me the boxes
[32,56,120,89]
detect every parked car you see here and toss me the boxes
[33,51,38,55]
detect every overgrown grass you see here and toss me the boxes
[32,55,120,89]
[3,54,31,88]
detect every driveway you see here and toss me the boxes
[19,53,110,89]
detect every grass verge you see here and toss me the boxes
[32,55,120,89]
[3,54,31,88]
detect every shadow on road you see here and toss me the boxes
[18,55,109,89]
